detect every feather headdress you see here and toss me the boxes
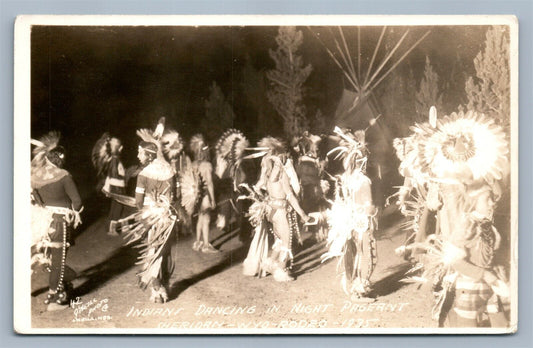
[91,133,123,179]
[242,136,287,160]
[215,129,250,178]
[161,130,184,161]
[31,131,61,168]
[327,127,368,171]
[416,110,509,184]
[91,133,111,176]
[136,117,166,158]
[180,165,201,216]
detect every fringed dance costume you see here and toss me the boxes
[394,110,510,327]
[322,128,377,300]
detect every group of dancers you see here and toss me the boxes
[30,106,511,327]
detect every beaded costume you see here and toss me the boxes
[31,131,83,310]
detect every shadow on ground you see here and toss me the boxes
[72,245,139,297]
[371,262,413,297]
[168,244,249,301]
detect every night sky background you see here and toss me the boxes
[30,25,490,199]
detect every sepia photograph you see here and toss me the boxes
[13,15,518,334]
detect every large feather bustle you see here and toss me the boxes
[31,131,61,169]
[161,130,184,161]
[414,110,509,185]
[180,165,200,216]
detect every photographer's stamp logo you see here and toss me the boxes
[70,297,112,323]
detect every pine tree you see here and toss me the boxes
[203,81,235,142]
[465,26,510,128]
[415,56,443,121]
[241,56,278,138]
[266,26,313,138]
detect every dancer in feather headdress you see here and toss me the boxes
[161,129,192,233]
[242,137,310,281]
[113,118,178,303]
[214,129,250,237]
[392,108,440,262]
[91,133,129,235]
[294,131,331,241]
[31,131,83,311]
[181,134,218,253]
[396,109,510,327]
[321,127,378,302]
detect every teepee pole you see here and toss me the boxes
[309,27,360,92]
[368,30,431,92]
[363,29,410,91]
[328,44,360,93]
[364,26,386,87]
[336,28,359,88]
[357,26,361,82]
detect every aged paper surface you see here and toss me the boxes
[14,15,518,334]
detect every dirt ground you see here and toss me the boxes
[30,207,437,332]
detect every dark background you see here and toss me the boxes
[30,25,488,198]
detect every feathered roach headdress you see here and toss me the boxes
[327,127,368,171]
[215,129,250,178]
[136,117,166,159]
[242,136,287,160]
[415,110,509,184]
[31,131,61,169]
[161,130,184,161]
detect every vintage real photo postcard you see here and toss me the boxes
[14,15,518,334]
